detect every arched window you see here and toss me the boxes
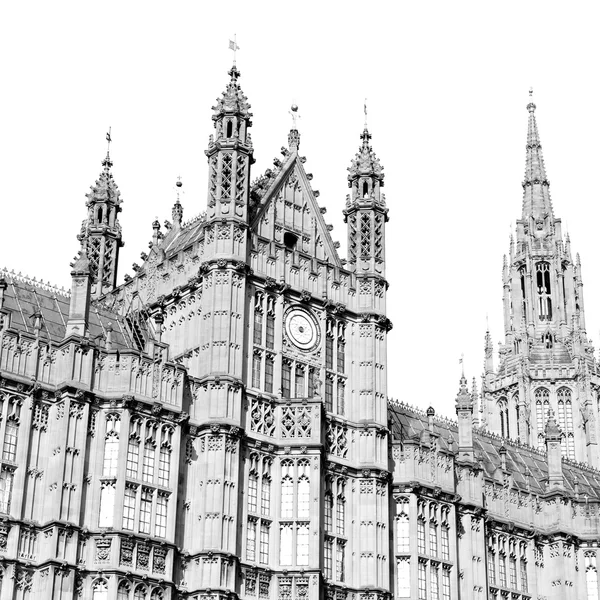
[150,590,164,600]
[297,460,310,519]
[117,581,131,600]
[134,585,148,600]
[536,262,552,321]
[2,422,18,462]
[97,207,103,224]
[142,424,156,483]
[324,492,333,531]
[586,552,599,600]
[248,472,258,512]
[99,481,116,527]
[280,460,294,518]
[557,387,575,459]
[158,426,172,487]
[513,393,521,438]
[363,181,369,197]
[543,331,553,349]
[92,579,109,600]
[519,266,527,319]
[226,120,233,138]
[535,388,550,449]
[103,414,120,476]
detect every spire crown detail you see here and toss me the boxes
[348,127,384,184]
[212,66,252,121]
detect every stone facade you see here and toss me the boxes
[0,67,599,600]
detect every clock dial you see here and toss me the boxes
[285,308,319,350]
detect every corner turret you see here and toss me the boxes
[79,148,124,298]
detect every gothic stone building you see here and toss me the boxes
[0,67,599,600]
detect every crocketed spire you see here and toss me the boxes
[522,95,553,220]
[348,127,384,184]
[211,65,253,121]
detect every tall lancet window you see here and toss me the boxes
[557,387,575,460]
[519,266,528,319]
[586,552,599,600]
[535,388,550,450]
[103,413,120,477]
[536,262,552,321]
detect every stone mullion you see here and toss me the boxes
[11,395,31,519]
[113,409,131,532]
[166,424,181,544]
[556,269,567,329]
[67,402,88,525]
[527,269,536,332]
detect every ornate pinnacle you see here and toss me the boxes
[455,373,473,409]
[545,408,562,440]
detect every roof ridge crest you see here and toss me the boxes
[1,267,70,298]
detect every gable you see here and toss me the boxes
[251,153,341,266]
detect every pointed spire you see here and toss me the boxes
[522,90,553,219]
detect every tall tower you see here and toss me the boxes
[483,96,600,466]
[79,151,124,298]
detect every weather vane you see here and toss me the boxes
[106,127,112,154]
[364,98,368,129]
[229,35,240,65]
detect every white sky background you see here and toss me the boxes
[1,1,600,418]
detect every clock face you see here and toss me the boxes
[285,308,319,350]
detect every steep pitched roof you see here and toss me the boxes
[0,269,134,350]
[388,400,600,499]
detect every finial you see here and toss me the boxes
[364,98,368,130]
[229,36,239,66]
[102,127,113,171]
[289,104,299,129]
[459,353,465,377]
[288,105,300,151]
[527,88,536,113]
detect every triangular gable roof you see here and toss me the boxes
[251,151,341,266]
